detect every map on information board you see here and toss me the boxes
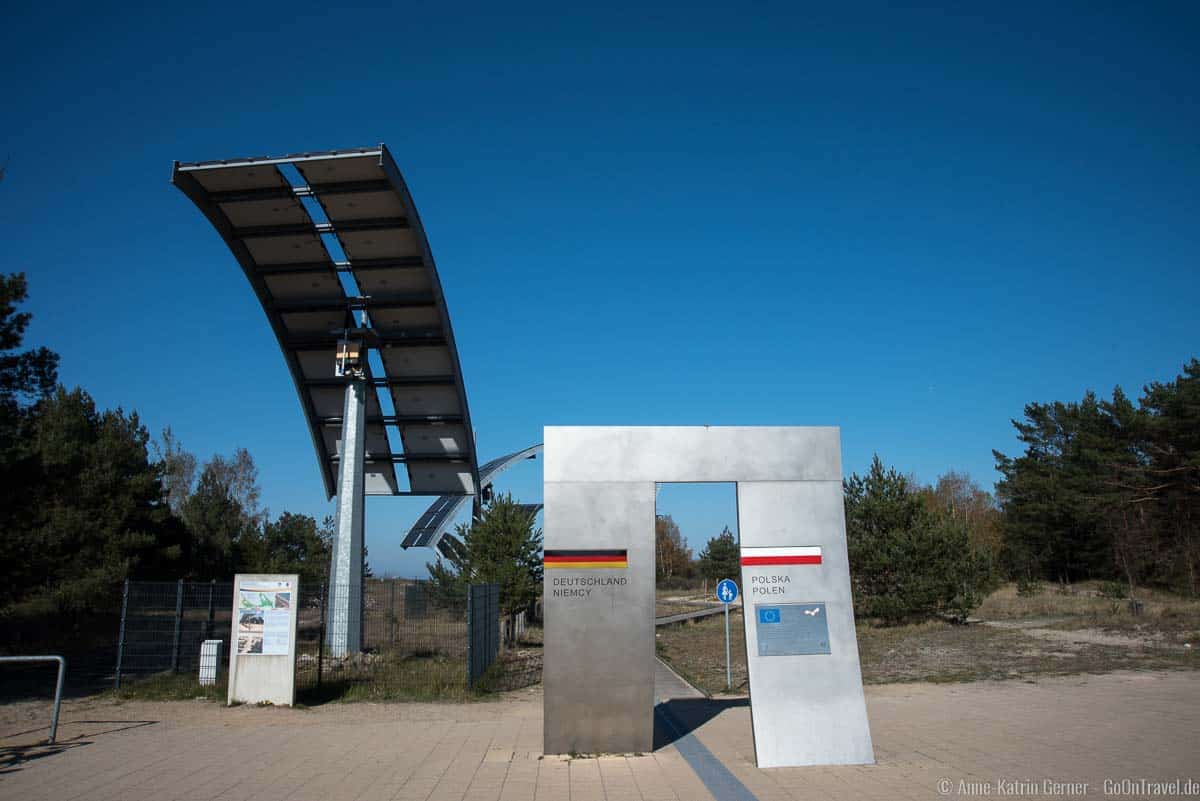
[237,580,293,655]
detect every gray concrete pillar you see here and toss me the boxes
[543,481,656,754]
[326,378,366,657]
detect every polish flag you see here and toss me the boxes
[740,546,822,567]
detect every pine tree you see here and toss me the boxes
[4,388,183,609]
[845,455,993,623]
[426,493,543,614]
[697,526,740,584]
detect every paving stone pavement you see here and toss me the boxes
[2,671,1198,801]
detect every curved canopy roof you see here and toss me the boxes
[172,146,478,498]
[403,444,543,550]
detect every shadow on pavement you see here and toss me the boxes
[0,741,91,775]
[654,697,749,751]
[0,719,157,775]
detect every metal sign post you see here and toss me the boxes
[0,656,65,744]
[715,578,739,690]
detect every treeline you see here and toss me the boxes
[995,360,1200,595]
[655,360,1198,624]
[655,516,740,590]
[0,274,334,613]
[849,360,1200,619]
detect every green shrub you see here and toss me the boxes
[845,457,995,625]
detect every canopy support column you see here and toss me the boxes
[326,377,366,657]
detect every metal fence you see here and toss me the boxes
[115,580,232,687]
[108,578,531,696]
[307,578,472,696]
[0,577,542,703]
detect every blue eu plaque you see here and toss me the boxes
[755,602,831,656]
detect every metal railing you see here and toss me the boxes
[0,655,66,743]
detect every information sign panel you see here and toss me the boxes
[228,574,299,706]
[755,601,831,656]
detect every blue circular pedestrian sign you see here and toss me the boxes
[715,578,739,604]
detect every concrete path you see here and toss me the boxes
[653,659,755,800]
[2,671,1198,800]
[653,659,704,702]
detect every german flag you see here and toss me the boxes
[544,549,628,569]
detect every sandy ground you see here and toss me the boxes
[984,618,1188,649]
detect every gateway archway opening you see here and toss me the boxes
[653,482,746,694]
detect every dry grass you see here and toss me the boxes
[977,583,1115,620]
[857,620,1194,684]
[108,654,477,705]
[299,654,475,704]
[979,582,1200,637]
[108,672,227,702]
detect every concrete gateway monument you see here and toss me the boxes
[543,426,874,768]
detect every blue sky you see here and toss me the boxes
[3,2,1197,576]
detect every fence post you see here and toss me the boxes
[466,584,474,688]
[170,579,184,674]
[389,581,397,647]
[490,585,499,666]
[114,578,130,689]
[205,579,216,642]
[316,582,325,689]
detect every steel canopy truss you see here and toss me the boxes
[403,444,543,551]
[173,146,479,498]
